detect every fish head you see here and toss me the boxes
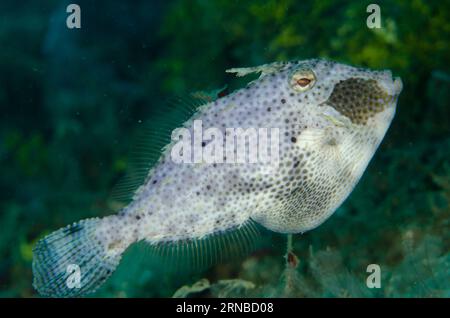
[251,59,403,233]
[283,59,403,142]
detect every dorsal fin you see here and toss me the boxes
[109,93,213,209]
[146,220,263,273]
[191,85,228,101]
[226,62,285,78]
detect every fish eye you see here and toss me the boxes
[289,68,316,92]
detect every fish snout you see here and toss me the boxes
[393,77,403,96]
[378,71,403,98]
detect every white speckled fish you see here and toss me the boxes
[33,59,402,297]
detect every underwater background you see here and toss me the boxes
[0,0,449,297]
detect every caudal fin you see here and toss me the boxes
[32,217,124,297]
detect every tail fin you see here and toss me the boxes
[32,217,125,297]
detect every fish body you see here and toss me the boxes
[33,59,402,297]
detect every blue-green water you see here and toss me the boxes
[0,0,448,297]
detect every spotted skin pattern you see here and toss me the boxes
[32,59,403,297]
[128,59,402,238]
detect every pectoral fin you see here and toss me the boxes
[319,105,353,128]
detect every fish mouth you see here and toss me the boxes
[392,76,403,96]
[378,70,403,98]
[386,76,402,109]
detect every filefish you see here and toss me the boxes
[32,59,402,297]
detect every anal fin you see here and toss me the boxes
[147,220,262,273]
